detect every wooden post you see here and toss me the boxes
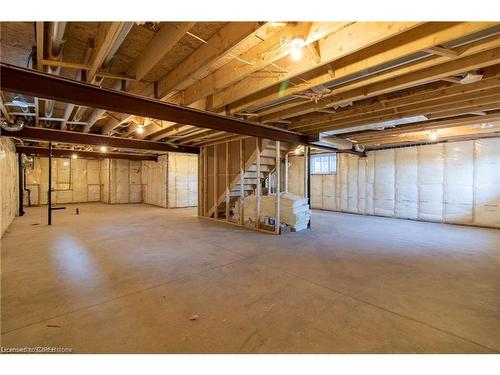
[255,138,261,229]
[275,141,281,234]
[198,148,203,216]
[284,153,289,193]
[304,146,309,198]
[214,145,218,219]
[225,142,229,221]
[239,139,244,225]
[18,152,25,216]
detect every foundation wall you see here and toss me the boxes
[0,138,19,237]
[305,138,500,228]
[25,156,101,206]
[141,155,168,208]
[167,153,198,208]
[141,153,198,208]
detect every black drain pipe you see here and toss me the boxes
[48,141,52,225]
[23,166,31,207]
[18,152,25,216]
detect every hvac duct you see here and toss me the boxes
[309,134,354,150]
[71,22,134,127]
[44,22,68,119]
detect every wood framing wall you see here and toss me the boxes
[301,138,500,228]
[199,137,286,234]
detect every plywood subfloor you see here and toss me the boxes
[1,203,499,353]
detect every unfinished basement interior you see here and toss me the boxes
[0,20,499,355]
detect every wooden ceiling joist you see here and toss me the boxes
[289,75,500,132]
[181,22,349,106]
[129,22,195,82]
[212,21,424,110]
[156,22,268,99]
[266,42,500,129]
[423,46,461,58]
[235,22,499,118]
[341,111,500,140]
[87,22,130,82]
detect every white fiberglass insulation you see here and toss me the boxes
[101,159,142,204]
[141,153,198,208]
[287,155,305,197]
[142,155,168,208]
[308,138,500,228]
[167,153,198,208]
[25,157,101,205]
[0,138,18,237]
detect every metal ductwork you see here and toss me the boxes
[1,118,26,132]
[72,22,134,127]
[312,134,353,150]
[44,22,68,118]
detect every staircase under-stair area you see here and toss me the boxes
[208,140,291,219]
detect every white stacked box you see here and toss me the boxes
[235,192,311,231]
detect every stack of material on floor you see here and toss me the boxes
[233,193,311,231]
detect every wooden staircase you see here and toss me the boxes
[208,139,290,218]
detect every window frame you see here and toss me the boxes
[310,153,337,175]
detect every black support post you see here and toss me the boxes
[48,141,52,225]
[306,146,311,229]
[18,152,25,216]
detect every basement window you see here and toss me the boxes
[311,153,337,175]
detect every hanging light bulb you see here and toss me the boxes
[136,126,144,134]
[72,153,78,159]
[100,146,107,153]
[429,130,438,141]
[290,38,305,61]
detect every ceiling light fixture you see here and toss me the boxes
[12,95,29,109]
[429,130,438,141]
[100,146,107,152]
[290,38,305,61]
[480,123,494,129]
[72,153,78,159]
[136,126,144,134]
[460,72,483,84]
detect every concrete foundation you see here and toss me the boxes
[1,203,499,353]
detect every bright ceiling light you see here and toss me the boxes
[72,153,78,159]
[12,95,29,109]
[460,72,483,84]
[290,38,305,61]
[429,130,438,141]
[480,123,494,129]
[136,126,144,134]
[100,146,107,152]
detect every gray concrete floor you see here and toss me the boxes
[1,203,499,353]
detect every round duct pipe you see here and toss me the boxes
[1,118,25,132]
[44,22,68,118]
